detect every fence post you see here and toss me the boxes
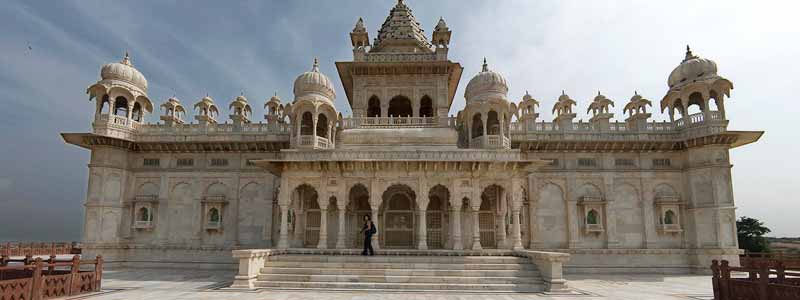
[69,255,80,295]
[31,258,43,300]
[720,260,731,300]
[95,255,104,291]
[24,254,33,265]
[47,255,56,274]
[776,261,786,283]
[757,262,769,300]
[711,260,721,300]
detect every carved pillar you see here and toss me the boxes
[481,114,488,147]
[566,200,580,249]
[497,189,507,248]
[277,204,289,249]
[451,205,463,250]
[317,196,328,249]
[336,191,346,249]
[471,207,482,250]
[312,114,318,138]
[512,208,523,250]
[417,209,428,250]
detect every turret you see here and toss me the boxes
[587,91,614,131]
[194,95,219,125]
[461,58,511,149]
[661,46,732,124]
[624,91,652,130]
[86,52,153,139]
[264,93,285,124]
[288,58,338,149]
[432,17,451,60]
[350,17,370,61]
[159,96,186,126]
[229,94,252,125]
[552,91,577,131]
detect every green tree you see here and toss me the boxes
[737,216,771,253]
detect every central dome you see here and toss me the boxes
[464,59,508,101]
[293,58,336,101]
[100,52,148,92]
[667,46,718,89]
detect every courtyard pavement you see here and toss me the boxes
[77,268,714,300]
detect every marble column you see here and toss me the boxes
[277,204,289,249]
[418,209,428,250]
[336,203,346,249]
[471,208,482,250]
[512,209,523,250]
[371,208,380,250]
[317,207,328,249]
[451,206,463,250]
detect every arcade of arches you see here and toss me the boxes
[275,179,528,250]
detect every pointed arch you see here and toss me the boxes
[367,95,381,117]
[419,95,433,117]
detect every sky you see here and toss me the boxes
[0,0,798,241]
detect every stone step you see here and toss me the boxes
[259,266,540,277]
[265,261,536,270]
[253,280,544,292]
[266,254,528,264]
[257,273,540,284]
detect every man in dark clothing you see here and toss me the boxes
[361,215,375,256]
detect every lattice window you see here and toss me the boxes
[653,158,672,168]
[578,158,597,168]
[176,158,194,167]
[143,158,160,167]
[479,212,496,248]
[615,158,635,167]
[304,210,321,247]
[210,158,229,166]
[427,212,443,249]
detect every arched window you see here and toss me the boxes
[367,96,381,117]
[419,96,433,117]
[471,113,483,138]
[100,95,110,114]
[316,113,328,138]
[209,208,220,223]
[487,110,500,135]
[388,96,412,117]
[664,210,675,225]
[586,210,599,225]
[132,102,143,122]
[300,112,313,135]
[138,207,150,222]
[114,96,129,117]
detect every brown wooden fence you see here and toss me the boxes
[0,242,80,257]
[0,255,102,300]
[712,259,800,300]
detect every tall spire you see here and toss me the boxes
[372,0,433,52]
[481,57,488,72]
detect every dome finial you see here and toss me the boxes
[481,57,488,72]
[312,57,320,72]
[597,90,601,96]
[683,44,697,61]
[634,90,638,95]
[562,90,566,96]
[121,50,131,66]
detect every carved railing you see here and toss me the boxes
[712,259,800,300]
[0,255,102,299]
[297,135,331,150]
[1,242,79,257]
[341,116,456,129]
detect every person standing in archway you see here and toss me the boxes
[361,215,376,256]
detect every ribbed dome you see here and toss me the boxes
[667,46,718,88]
[293,58,336,100]
[100,52,148,92]
[464,59,508,101]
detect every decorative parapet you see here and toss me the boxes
[514,250,571,292]
[230,249,287,289]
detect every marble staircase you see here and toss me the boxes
[252,254,545,292]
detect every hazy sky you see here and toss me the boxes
[1,0,798,241]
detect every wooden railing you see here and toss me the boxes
[0,255,102,300]
[0,242,80,257]
[712,259,800,300]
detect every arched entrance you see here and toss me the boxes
[427,185,450,249]
[346,184,371,249]
[381,184,416,248]
[479,185,504,248]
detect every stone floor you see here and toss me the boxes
[76,269,715,300]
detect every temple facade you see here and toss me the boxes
[63,1,762,274]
